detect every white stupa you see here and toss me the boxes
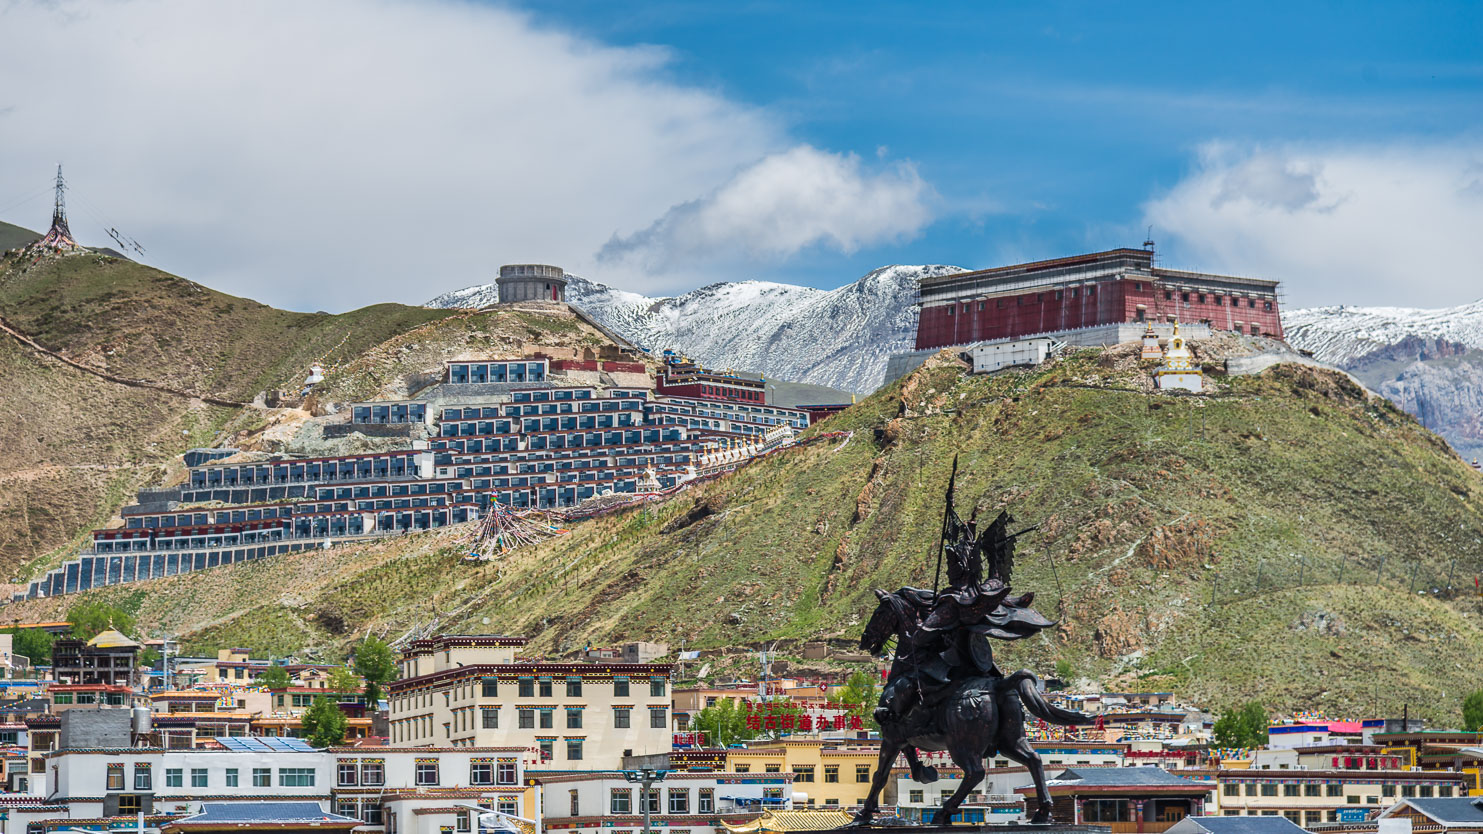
[1153,322,1203,393]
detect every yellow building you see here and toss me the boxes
[725,739,881,809]
[1213,768,1472,827]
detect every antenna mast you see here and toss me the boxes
[36,165,81,252]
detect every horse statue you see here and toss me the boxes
[852,586,1093,826]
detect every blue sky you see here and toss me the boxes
[1,0,1479,310]
[521,1,1483,303]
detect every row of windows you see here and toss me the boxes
[52,692,128,705]
[1166,289,1274,311]
[105,765,314,790]
[333,760,514,787]
[733,764,871,782]
[1222,782,1455,799]
[605,787,717,815]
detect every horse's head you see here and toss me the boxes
[860,589,901,656]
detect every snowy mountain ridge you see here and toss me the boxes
[1284,299,1483,365]
[427,264,965,393]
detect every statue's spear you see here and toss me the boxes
[930,454,959,596]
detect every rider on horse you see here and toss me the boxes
[874,506,1049,725]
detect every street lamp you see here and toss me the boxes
[622,769,670,834]
[453,802,540,834]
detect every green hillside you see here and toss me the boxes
[0,250,459,579]
[8,341,1483,722]
[0,221,41,252]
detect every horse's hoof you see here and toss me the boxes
[917,765,939,784]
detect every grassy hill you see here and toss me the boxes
[0,250,510,580]
[6,335,1482,722]
[0,222,41,252]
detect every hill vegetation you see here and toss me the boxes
[5,300,1482,721]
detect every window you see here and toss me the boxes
[119,795,142,815]
[519,679,535,697]
[765,764,781,774]
[1440,786,1454,797]
[457,811,471,833]
[615,708,631,729]
[361,761,384,786]
[1284,812,1300,824]
[497,762,517,785]
[792,766,815,782]
[166,768,184,788]
[567,678,582,697]
[567,709,583,729]
[226,768,239,788]
[613,678,629,697]
[1402,785,1417,798]
[253,768,271,787]
[1283,784,1299,797]
[909,790,924,803]
[669,788,689,814]
[1383,784,1396,797]
[1304,784,1320,797]
[279,768,315,787]
[825,766,839,783]
[567,738,584,760]
[482,679,498,697]
[538,679,553,698]
[1348,796,1361,805]
[699,788,714,814]
[339,762,360,786]
[651,678,666,697]
[611,789,632,815]
[856,765,870,782]
[644,789,661,814]
[495,801,516,817]
[416,762,439,785]
[1223,784,1239,796]
[471,762,494,785]
[479,706,499,729]
[1260,784,1277,796]
[107,764,125,791]
[134,765,151,791]
[363,805,384,826]
[519,709,535,729]
[1420,785,1434,798]
[650,707,667,729]
[538,739,554,761]
[540,710,554,729]
[1327,784,1342,797]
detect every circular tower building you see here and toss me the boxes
[496,264,568,303]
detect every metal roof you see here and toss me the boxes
[1168,815,1309,834]
[1049,767,1212,787]
[172,802,358,824]
[1384,798,1483,825]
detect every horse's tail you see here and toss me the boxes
[1004,670,1095,726]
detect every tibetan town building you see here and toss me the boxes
[386,635,674,770]
[1016,767,1216,833]
[1212,766,1472,827]
[914,248,1283,351]
[656,351,768,404]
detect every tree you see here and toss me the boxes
[328,666,363,693]
[691,698,757,748]
[1463,690,1483,731]
[5,628,54,665]
[1214,701,1269,749]
[353,636,396,707]
[66,601,136,640]
[301,696,348,748]
[836,670,882,729]
[257,664,291,689]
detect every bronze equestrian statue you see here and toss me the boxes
[852,459,1092,826]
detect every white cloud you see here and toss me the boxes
[599,145,934,271]
[1145,142,1483,308]
[0,0,846,310]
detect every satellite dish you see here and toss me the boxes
[697,663,711,679]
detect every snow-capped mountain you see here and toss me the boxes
[1284,300,1483,365]
[427,265,965,393]
[1286,298,1483,461]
